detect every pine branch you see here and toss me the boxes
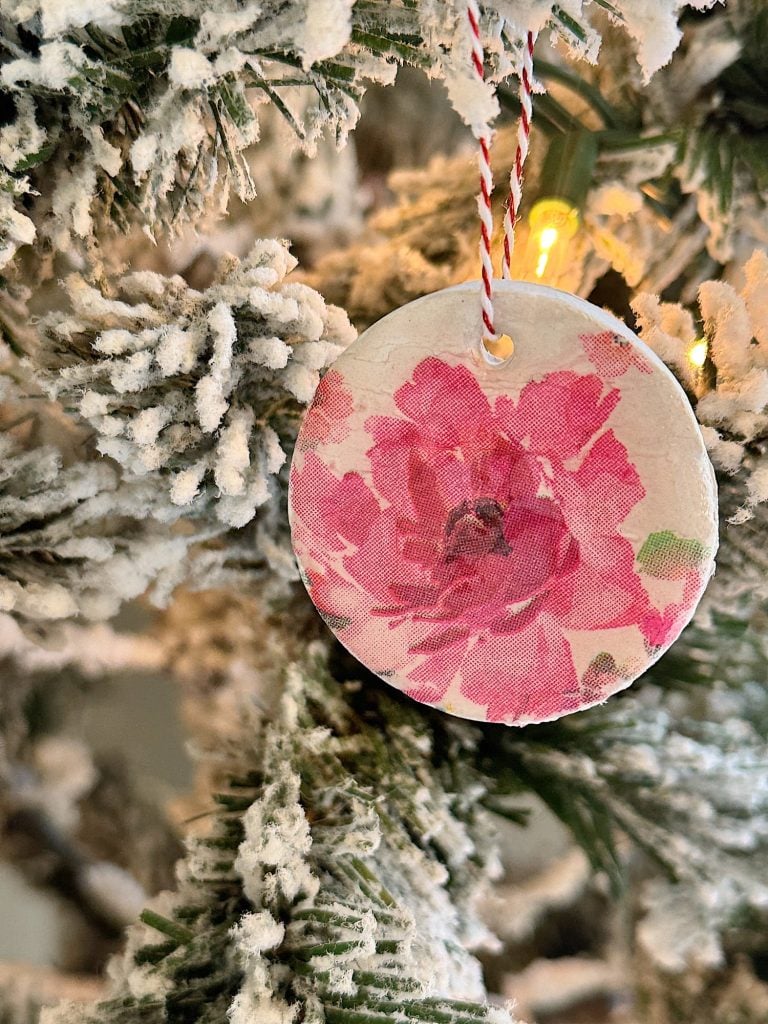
[0,431,196,623]
[49,651,514,1024]
[0,1,700,268]
[36,613,768,1021]
[474,665,768,959]
[680,7,768,221]
[634,250,768,548]
[35,239,355,533]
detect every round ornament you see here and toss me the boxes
[289,281,718,725]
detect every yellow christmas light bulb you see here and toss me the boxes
[534,225,560,278]
[535,251,550,278]
[524,198,580,284]
[688,338,708,368]
[539,225,560,250]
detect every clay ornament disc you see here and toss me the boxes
[289,281,718,726]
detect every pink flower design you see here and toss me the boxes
[636,531,710,649]
[299,370,354,449]
[641,592,694,649]
[581,331,652,377]
[291,356,659,724]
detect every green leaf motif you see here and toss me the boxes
[637,530,708,579]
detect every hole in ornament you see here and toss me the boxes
[481,332,515,365]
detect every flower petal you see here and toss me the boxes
[641,569,702,648]
[553,430,645,537]
[292,453,353,552]
[502,497,580,602]
[560,537,650,630]
[344,509,417,604]
[405,634,469,704]
[580,332,652,377]
[323,471,383,547]
[460,620,580,724]
[469,438,540,505]
[394,357,495,445]
[497,371,619,461]
[299,369,355,448]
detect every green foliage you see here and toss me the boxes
[0,430,192,622]
[48,620,768,1023]
[682,7,768,214]
[0,1,603,266]
[476,644,768,906]
[71,653,512,1024]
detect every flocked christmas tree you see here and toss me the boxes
[1,2,768,1023]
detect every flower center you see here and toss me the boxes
[443,498,510,563]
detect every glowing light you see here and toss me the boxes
[524,198,580,284]
[688,338,708,368]
[539,226,560,251]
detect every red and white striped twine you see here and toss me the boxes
[466,0,496,342]
[502,29,535,280]
[466,1,536,344]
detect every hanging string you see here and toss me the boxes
[466,1,536,344]
[502,29,536,280]
[466,0,496,343]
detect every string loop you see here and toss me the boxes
[466,2,536,347]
